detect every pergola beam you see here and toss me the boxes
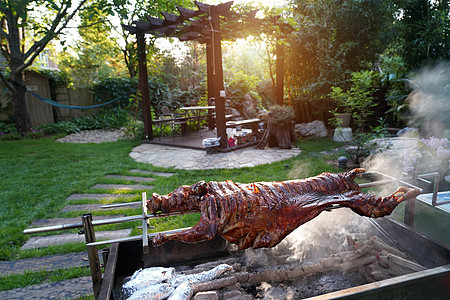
[124,1,291,145]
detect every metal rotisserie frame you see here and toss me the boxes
[99,217,450,300]
[23,170,450,299]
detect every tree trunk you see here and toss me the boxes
[255,116,292,149]
[11,72,32,133]
[275,124,292,149]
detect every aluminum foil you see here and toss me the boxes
[124,264,233,299]
[127,283,175,300]
[169,264,233,286]
[168,282,193,300]
[122,267,175,298]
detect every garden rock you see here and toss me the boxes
[396,127,419,137]
[295,120,328,138]
[333,127,353,142]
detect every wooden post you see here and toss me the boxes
[206,41,215,130]
[275,40,284,106]
[211,8,227,148]
[82,213,102,299]
[137,30,153,140]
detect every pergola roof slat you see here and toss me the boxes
[194,1,210,13]
[146,16,165,27]
[121,24,137,34]
[161,12,181,24]
[133,21,154,31]
[212,1,233,15]
[177,6,201,18]
[179,32,202,41]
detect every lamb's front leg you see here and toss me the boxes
[152,194,220,246]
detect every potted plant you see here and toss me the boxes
[328,70,379,131]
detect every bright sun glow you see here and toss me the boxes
[156,0,289,62]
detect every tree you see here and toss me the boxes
[58,1,126,87]
[110,0,193,78]
[287,0,394,101]
[0,0,94,133]
[394,0,449,69]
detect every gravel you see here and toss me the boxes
[56,129,126,143]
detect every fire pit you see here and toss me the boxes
[99,208,450,299]
[23,170,450,299]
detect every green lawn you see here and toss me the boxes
[1,135,448,291]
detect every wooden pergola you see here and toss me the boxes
[123,1,289,149]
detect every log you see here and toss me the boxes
[379,251,426,273]
[340,255,377,271]
[319,257,342,267]
[194,291,219,300]
[370,236,408,258]
[233,272,249,283]
[192,276,237,293]
[370,270,391,281]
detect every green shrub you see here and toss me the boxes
[93,77,138,107]
[329,70,380,131]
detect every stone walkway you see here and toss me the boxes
[130,144,301,169]
[0,277,92,299]
[3,169,174,299]
[6,138,301,298]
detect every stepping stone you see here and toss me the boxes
[130,169,175,177]
[105,174,155,182]
[67,193,136,201]
[21,229,132,250]
[0,251,101,276]
[29,215,124,228]
[61,203,140,212]
[92,183,153,190]
[0,276,92,299]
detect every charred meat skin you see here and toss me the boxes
[148,168,419,250]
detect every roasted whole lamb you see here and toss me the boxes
[148,168,419,250]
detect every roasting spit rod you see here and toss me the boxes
[24,170,426,248]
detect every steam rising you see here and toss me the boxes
[408,61,450,138]
[363,61,450,179]
[241,209,375,267]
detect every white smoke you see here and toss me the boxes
[408,62,450,138]
[362,61,450,179]
[408,61,450,138]
[240,209,375,267]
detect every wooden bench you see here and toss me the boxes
[153,116,189,137]
[226,118,261,136]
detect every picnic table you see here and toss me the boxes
[226,118,261,134]
[180,106,215,131]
